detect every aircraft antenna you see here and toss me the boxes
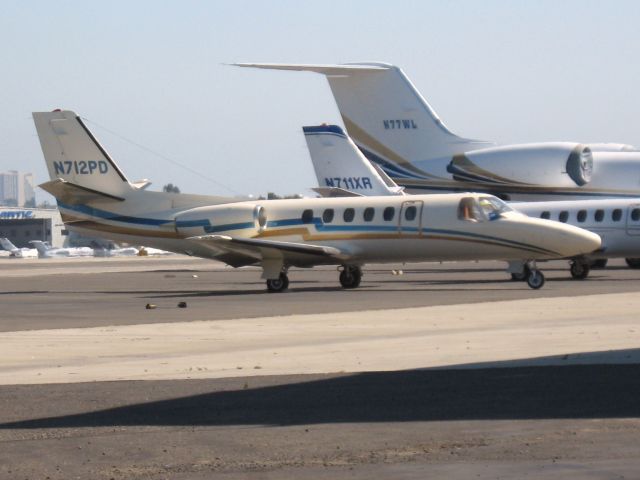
[81,117,243,196]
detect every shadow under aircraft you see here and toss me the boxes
[1,349,640,430]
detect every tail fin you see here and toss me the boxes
[32,110,134,199]
[235,63,491,171]
[303,125,404,196]
[29,240,50,257]
[0,238,18,252]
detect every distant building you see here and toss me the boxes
[0,171,36,207]
[0,207,64,248]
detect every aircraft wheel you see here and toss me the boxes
[570,261,590,280]
[526,269,545,289]
[339,266,362,289]
[625,258,640,269]
[590,259,608,269]
[266,273,289,292]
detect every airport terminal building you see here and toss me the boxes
[0,207,64,248]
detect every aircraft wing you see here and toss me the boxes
[187,235,351,267]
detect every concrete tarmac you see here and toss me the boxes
[0,256,639,479]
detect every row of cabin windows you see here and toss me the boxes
[540,208,640,223]
[302,206,418,224]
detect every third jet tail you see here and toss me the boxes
[303,124,403,197]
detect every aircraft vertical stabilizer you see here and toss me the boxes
[32,110,134,198]
[303,124,403,196]
[234,63,492,170]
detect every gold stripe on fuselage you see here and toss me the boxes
[62,214,554,256]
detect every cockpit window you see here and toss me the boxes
[458,197,483,222]
[478,196,512,220]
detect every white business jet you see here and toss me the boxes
[92,245,139,257]
[0,238,38,258]
[29,240,94,258]
[32,110,600,290]
[235,62,640,201]
[303,124,640,280]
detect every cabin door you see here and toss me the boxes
[399,200,424,235]
[626,204,640,236]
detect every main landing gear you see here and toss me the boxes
[339,265,362,289]
[264,265,364,292]
[626,258,640,269]
[266,272,289,292]
[510,261,545,289]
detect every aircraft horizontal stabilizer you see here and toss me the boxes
[232,63,389,75]
[39,179,125,204]
[188,234,349,266]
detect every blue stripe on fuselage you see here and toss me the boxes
[57,203,552,254]
[58,202,170,226]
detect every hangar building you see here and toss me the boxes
[0,207,64,248]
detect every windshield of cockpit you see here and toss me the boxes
[478,196,513,220]
[458,196,512,222]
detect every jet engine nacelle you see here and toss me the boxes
[448,142,593,187]
[175,203,267,237]
[587,143,637,153]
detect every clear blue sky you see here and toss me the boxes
[2,0,640,200]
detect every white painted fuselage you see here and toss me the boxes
[513,199,640,260]
[60,193,600,266]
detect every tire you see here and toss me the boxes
[526,270,545,289]
[266,273,289,292]
[339,266,362,289]
[626,258,640,269]
[590,259,608,269]
[570,261,590,280]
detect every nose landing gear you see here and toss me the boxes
[526,268,545,289]
[510,261,546,289]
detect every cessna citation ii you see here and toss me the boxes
[29,240,93,258]
[32,110,600,291]
[236,62,640,201]
[303,124,640,280]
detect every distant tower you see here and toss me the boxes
[0,171,36,207]
[21,173,35,207]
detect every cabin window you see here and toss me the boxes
[540,211,551,219]
[612,209,622,222]
[594,209,604,222]
[322,208,334,223]
[559,211,569,223]
[343,208,355,222]
[383,207,395,221]
[363,207,375,222]
[404,205,418,221]
[632,208,640,221]
[577,210,587,223]
[457,197,482,222]
[301,209,314,224]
